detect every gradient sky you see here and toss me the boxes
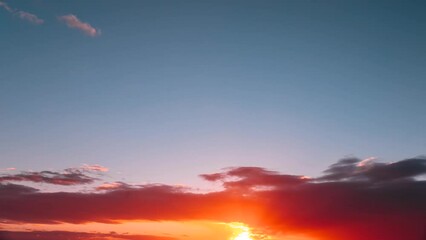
[1,0,426,184]
[1,1,426,240]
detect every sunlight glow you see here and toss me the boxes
[228,222,253,240]
[234,231,252,240]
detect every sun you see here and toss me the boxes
[228,222,253,240]
[234,231,252,240]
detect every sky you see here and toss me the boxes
[0,1,425,240]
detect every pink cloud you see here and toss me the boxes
[96,182,130,191]
[59,14,100,37]
[81,164,109,172]
[17,11,44,24]
[0,168,16,172]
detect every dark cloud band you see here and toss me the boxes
[0,157,425,240]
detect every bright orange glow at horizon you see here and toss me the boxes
[228,222,253,240]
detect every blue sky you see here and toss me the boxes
[1,0,425,186]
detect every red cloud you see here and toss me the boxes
[0,157,425,240]
[0,230,176,240]
[0,183,257,224]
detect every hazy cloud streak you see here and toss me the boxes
[17,11,44,24]
[0,1,12,12]
[0,1,43,24]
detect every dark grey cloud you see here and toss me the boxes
[319,157,426,182]
[200,166,308,190]
[0,168,97,186]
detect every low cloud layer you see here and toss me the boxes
[0,1,43,24]
[59,14,100,37]
[0,157,425,240]
[0,230,176,240]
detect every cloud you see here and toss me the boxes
[200,166,308,190]
[0,168,97,186]
[96,182,131,191]
[0,183,253,224]
[0,183,38,195]
[0,1,12,12]
[81,164,109,172]
[0,1,43,24]
[318,157,426,182]
[16,11,44,24]
[59,14,100,37]
[0,230,176,240]
[0,168,16,172]
[0,157,425,240]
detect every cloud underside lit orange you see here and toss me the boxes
[0,157,425,240]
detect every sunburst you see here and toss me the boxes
[234,231,252,240]
[228,222,253,240]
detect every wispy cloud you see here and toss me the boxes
[59,14,100,37]
[0,1,12,12]
[17,11,44,24]
[0,168,97,186]
[0,1,43,24]
[81,164,109,172]
[0,167,16,172]
[96,182,130,191]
